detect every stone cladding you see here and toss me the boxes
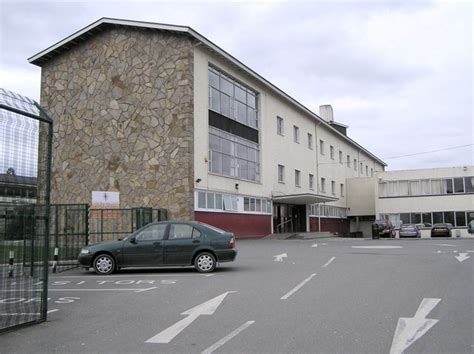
[39,26,195,219]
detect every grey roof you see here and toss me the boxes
[0,173,37,186]
[28,17,386,166]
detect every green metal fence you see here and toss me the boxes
[0,88,53,333]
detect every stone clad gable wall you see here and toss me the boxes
[40,27,195,220]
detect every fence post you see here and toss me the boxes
[8,251,14,278]
[85,204,89,246]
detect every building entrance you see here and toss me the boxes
[273,203,306,233]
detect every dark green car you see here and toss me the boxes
[78,221,237,274]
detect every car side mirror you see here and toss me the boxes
[130,237,137,244]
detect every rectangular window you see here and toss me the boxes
[331,181,336,195]
[308,133,313,149]
[347,155,350,167]
[198,191,206,208]
[371,168,374,177]
[411,213,421,224]
[365,166,368,176]
[215,193,223,209]
[293,126,300,143]
[421,180,431,195]
[444,211,455,225]
[295,170,301,187]
[208,66,258,129]
[359,162,363,173]
[340,183,344,197]
[464,177,474,192]
[422,212,432,226]
[433,212,443,224]
[277,116,284,135]
[400,213,411,224]
[339,151,343,164]
[244,197,250,211]
[398,181,409,196]
[330,146,334,160]
[409,180,420,196]
[209,127,260,182]
[206,192,215,209]
[354,159,357,171]
[455,211,466,226]
[321,178,326,193]
[431,179,442,194]
[309,174,314,190]
[453,177,464,193]
[444,178,454,194]
[278,164,285,183]
[319,140,325,155]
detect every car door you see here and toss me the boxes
[163,223,202,265]
[121,223,168,267]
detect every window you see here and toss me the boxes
[465,177,474,193]
[433,212,443,224]
[223,194,238,211]
[371,168,374,177]
[339,151,343,164]
[340,183,344,197]
[330,146,334,160]
[169,224,194,239]
[347,155,350,168]
[431,179,442,194]
[354,159,357,171]
[453,177,464,193]
[209,127,259,181]
[409,180,420,195]
[136,224,167,241]
[321,178,326,193]
[244,197,272,213]
[455,212,466,226]
[331,181,336,195]
[198,192,206,208]
[309,174,314,190]
[192,228,202,239]
[209,66,258,129]
[359,162,363,173]
[365,165,368,176]
[295,170,301,187]
[319,140,325,155]
[277,116,284,135]
[444,178,454,194]
[308,133,313,149]
[444,211,455,225]
[422,212,432,225]
[293,126,300,143]
[278,165,285,183]
[398,181,409,196]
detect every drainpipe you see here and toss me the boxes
[314,121,322,232]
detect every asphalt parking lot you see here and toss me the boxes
[1,237,473,354]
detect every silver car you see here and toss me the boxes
[399,224,421,238]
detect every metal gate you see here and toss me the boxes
[50,204,89,273]
[0,88,53,332]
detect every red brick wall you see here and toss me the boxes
[194,211,271,238]
[309,217,349,235]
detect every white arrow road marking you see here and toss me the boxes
[201,321,255,354]
[434,244,456,247]
[322,257,336,268]
[281,274,316,300]
[455,253,470,262]
[274,253,288,262]
[390,298,441,354]
[352,246,403,249]
[146,291,235,344]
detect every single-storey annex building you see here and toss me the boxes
[29,18,387,237]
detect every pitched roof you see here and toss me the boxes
[28,17,386,166]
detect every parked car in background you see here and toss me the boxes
[78,221,237,274]
[372,219,395,238]
[399,224,421,238]
[468,219,474,234]
[430,223,453,237]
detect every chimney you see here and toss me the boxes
[319,105,334,122]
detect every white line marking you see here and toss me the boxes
[280,274,316,300]
[322,257,336,268]
[0,309,58,316]
[52,274,210,278]
[311,243,318,248]
[390,298,441,354]
[201,321,255,354]
[48,287,157,292]
[434,244,456,247]
[352,246,403,249]
[146,291,235,343]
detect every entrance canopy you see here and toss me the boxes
[272,193,337,205]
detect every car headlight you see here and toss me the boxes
[80,248,90,255]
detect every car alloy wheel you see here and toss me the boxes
[94,254,115,275]
[195,252,216,273]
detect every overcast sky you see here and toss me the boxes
[0,0,472,171]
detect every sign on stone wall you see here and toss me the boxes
[91,191,120,218]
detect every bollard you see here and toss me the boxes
[52,247,59,273]
[8,251,14,277]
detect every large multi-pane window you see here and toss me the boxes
[209,66,258,129]
[381,210,472,227]
[209,127,259,181]
[197,191,238,211]
[310,204,347,219]
[243,197,272,213]
[379,176,474,197]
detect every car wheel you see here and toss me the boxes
[194,252,216,273]
[93,254,115,275]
